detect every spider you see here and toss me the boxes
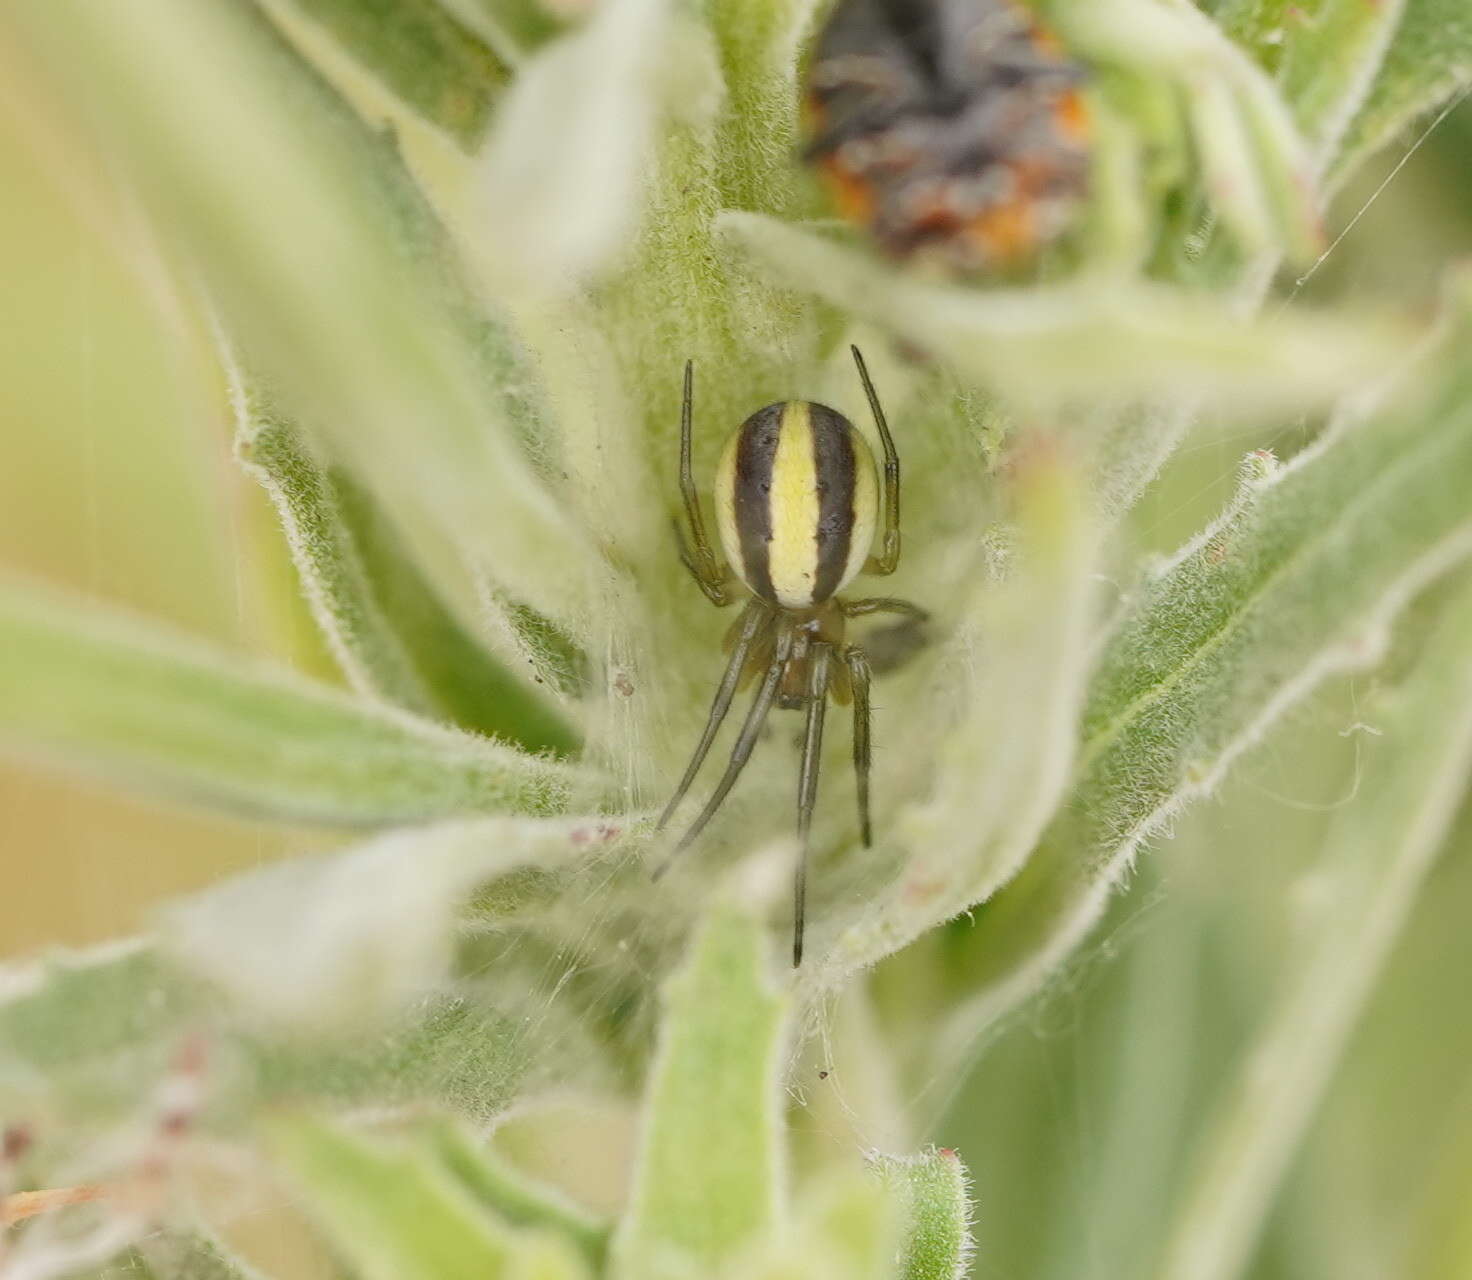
[654,346,926,966]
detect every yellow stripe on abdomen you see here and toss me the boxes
[767,403,822,607]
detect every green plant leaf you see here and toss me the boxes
[270,1114,522,1280]
[1214,0,1470,185]
[430,1118,609,1266]
[229,348,578,755]
[0,577,589,825]
[268,0,509,145]
[273,1116,602,1280]
[819,443,1097,979]
[611,907,788,1280]
[1054,0,1323,261]
[0,942,201,1138]
[871,1148,976,1280]
[1333,0,1472,185]
[721,213,1411,414]
[936,308,1472,1069]
[474,0,672,293]
[103,1230,268,1280]
[1207,0,1413,164]
[439,0,566,63]
[507,1233,597,1280]
[1261,0,1409,163]
[6,0,590,631]
[729,1172,899,1280]
[704,0,817,218]
[163,816,616,1028]
[0,937,600,1170]
[1156,575,1472,1280]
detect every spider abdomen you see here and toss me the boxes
[714,400,879,608]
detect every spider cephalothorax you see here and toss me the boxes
[655,347,925,965]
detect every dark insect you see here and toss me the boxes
[804,0,1090,269]
[654,348,926,966]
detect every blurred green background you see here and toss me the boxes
[0,44,331,956]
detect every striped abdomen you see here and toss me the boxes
[714,400,879,609]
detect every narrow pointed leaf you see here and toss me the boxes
[476,0,671,291]
[7,0,588,629]
[612,908,788,1280]
[938,325,1472,1063]
[270,1115,518,1280]
[270,0,509,145]
[722,213,1409,414]
[430,1118,609,1266]
[1334,0,1472,185]
[0,578,587,825]
[163,816,613,1027]
[1158,576,1472,1280]
[822,443,1097,977]
[230,352,578,754]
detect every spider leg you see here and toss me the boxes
[845,645,873,847]
[655,599,769,835]
[654,621,795,877]
[793,642,834,968]
[677,360,732,605]
[851,346,901,576]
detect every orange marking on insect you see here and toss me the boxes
[966,198,1039,261]
[819,156,879,224]
[1055,87,1091,143]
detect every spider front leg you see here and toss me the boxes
[677,360,732,606]
[793,642,834,967]
[851,346,901,576]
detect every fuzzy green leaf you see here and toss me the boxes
[0,577,586,825]
[271,1115,522,1280]
[0,935,610,1176]
[1213,0,1470,185]
[938,315,1472,1066]
[872,1149,976,1280]
[7,0,589,631]
[821,443,1097,978]
[1334,0,1472,184]
[441,0,565,62]
[103,1231,268,1280]
[270,0,509,145]
[430,1117,610,1266]
[1158,575,1472,1280]
[474,0,672,292]
[507,1234,597,1280]
[163,816,613,1027]
[229,352,578,755]
[0,942,201,1136]
[1055,0,1323,261]
[611,907,788,1280]
[1273,0,1408,161]
[704,0,817,218]
[729,1173,899,1280]
[721,213,1409,414]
